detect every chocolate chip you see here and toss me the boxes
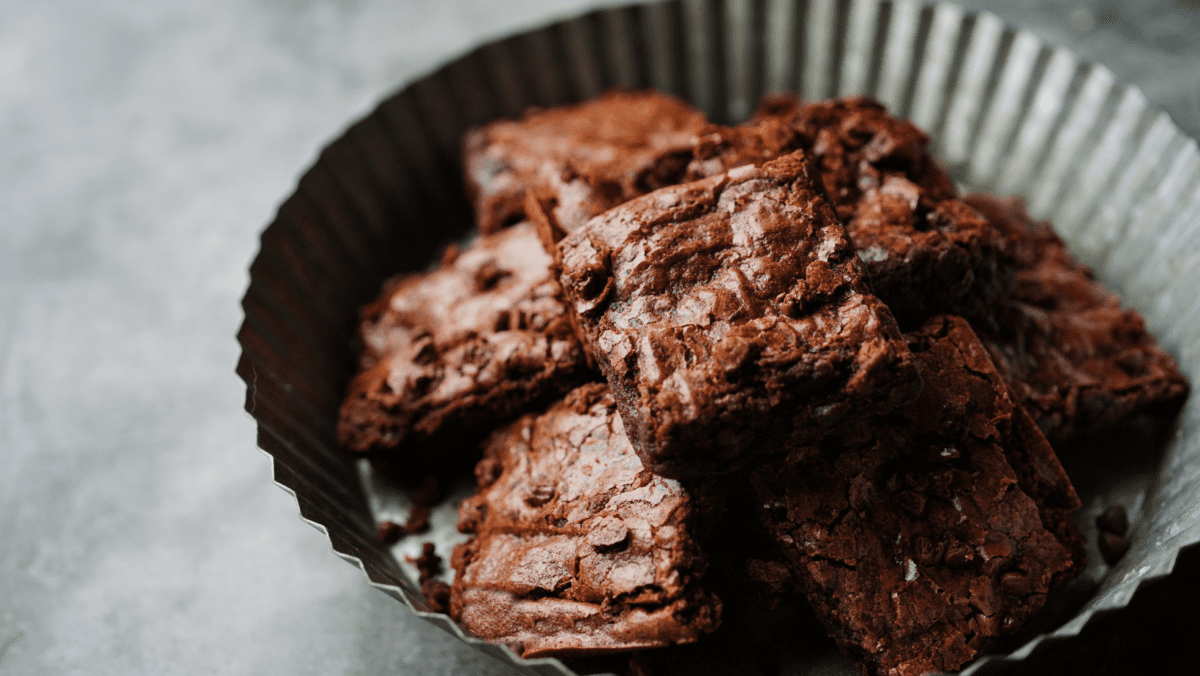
[524,484,556,507]
[1096,505,1129,537]
[1099,532,1131,566]
[378,520,404,544]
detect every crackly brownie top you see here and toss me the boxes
[337,222,590,453]
[755,95,958,220]
[463,89,708,237]
[557,152,920,479]
[963,193,1189,442]
[750,315,1081,676]
[450,383,721,659]
[749,95,1008,327]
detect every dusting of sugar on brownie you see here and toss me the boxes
[450,383,722,659]
[557,151,921,479]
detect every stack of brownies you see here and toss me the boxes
[337,90,1188,675]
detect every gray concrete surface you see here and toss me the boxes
[1,1,1198,675]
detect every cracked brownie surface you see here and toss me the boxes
[557,151,920,479]
[463,89,707,241]
[963,193,1189,443]
[337,222,592,454]
[450,383,722,659]
[749,315,1083,676]
[740,95,1011,329]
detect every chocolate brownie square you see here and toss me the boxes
[963,193,1189,442]
[338,222,592,454]
[450,383,722,659]
[557,151,920,479]
[749,315,1083,676]
[463,89,708,241]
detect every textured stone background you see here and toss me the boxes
[2,1,1198,675]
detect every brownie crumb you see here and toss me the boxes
[406,542,444,583]
[378,520,404,544]
[402,505,432,535]
[421,578,452,614]
[1097,505,1129,537]
[1099,532,1131,567]
[410,476,441,505]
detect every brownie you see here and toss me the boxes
[748,315,1084,676]
[449,383,722,659]
[557,151,921,479]
[337,222,592,454]
[963,193,1189,443]
[463,89,708,241]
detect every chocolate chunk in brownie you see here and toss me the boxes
[749,315,1083,676]
[745,95,1010,328]
[963,193,1189,443]
[338,222,593,454]
[557,151,920,479]
[450,383,722,659]
[463,89,708,240]
[406,541,444,583]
